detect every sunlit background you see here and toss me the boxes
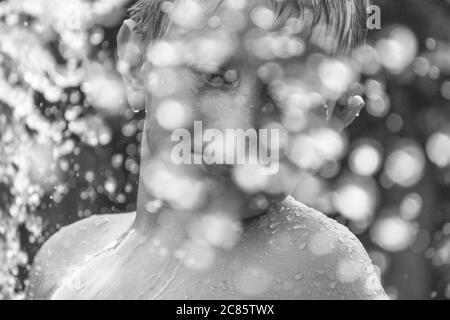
[1,0,450,300]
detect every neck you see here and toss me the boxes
[133,115,287,233]
[133,117,200,234]
[133,118,163,232]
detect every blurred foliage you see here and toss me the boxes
[0,0,450,300]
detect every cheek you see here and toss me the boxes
[197,80,260,129]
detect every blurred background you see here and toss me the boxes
[1,0,450,300]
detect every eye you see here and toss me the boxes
[204,72,227,87]
[199,68,240,89]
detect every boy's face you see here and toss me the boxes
[145,0,323,129]
[120,0,362,217]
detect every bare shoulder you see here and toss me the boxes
[252,197,388,300]
[26,212,135,300]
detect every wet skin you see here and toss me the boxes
[27,197,386,300]
[27,0,385,300]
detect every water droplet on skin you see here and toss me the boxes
[366,265,375,274]
[270,232,292,252]
[94,219,109,228]
[316,270,326,276]
[294,273,304,281]
[270,222,282,229]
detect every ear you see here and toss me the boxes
[117,19,146,111]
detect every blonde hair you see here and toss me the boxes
[129,0,369,52]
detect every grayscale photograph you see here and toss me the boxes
[0,0,449,304]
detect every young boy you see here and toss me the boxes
[27,0,387,300]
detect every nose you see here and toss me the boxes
[225,71,281,131]
[249,74,282,131]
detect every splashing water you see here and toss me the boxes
[0,0,130,299]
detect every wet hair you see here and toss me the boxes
[129,0,370,52]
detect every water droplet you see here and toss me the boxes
[270,222,282,229]
[218,281,228,290]
[94,219,109,228]
[131,106,143,113]
[366,265,375,274]
[283,280,295,291]
[294,273,304,281]
[316,269,326,276]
